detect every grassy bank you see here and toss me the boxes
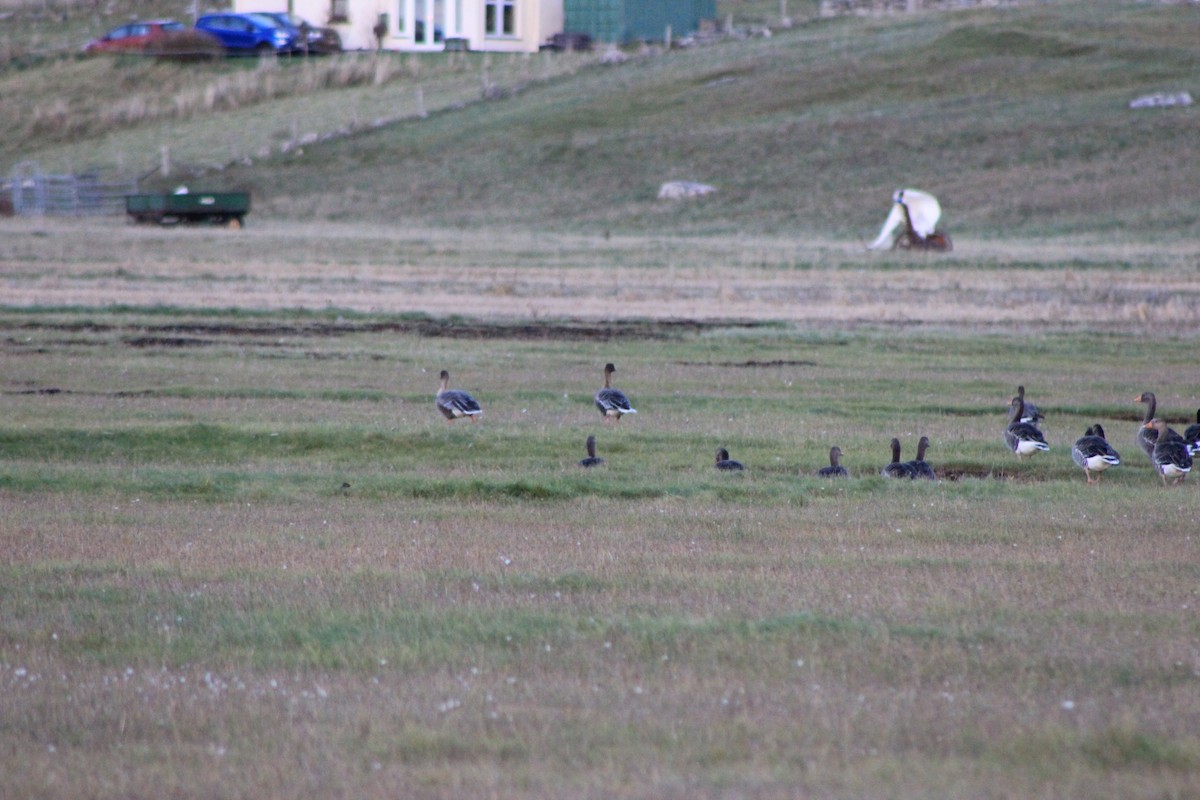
[4,1,1200,239]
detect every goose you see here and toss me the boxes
[715,447,745,471]
[435,370,482,422]
[881,438,917,478]
[1133,392,1179,460]
[1146,419,1192,486]
[1016,385,1045,424]
[578,435,605,468]
[1182,409,1200,456]
[1004,396,1050,459]
[903,436,936,479]
[1070,423,1121,484]
[594,363,637,423]
[817,446,849,478]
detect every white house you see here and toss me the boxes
[235,0,564,52]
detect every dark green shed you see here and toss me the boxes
[564,0,717,44]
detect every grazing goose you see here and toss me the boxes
[817,446,849,478]
[1016,385,1045,424]
[1133,392,1179,460]
[1146,419,1192,486]
[1004,396,1050,459]
[594,363,637,423]
[1182,409,1200,456]
[904,436,936,480]
[881,438,917,478]
[715,447,745,471]
[578,435,605,468]
[435,370,482,422]
[1070,423,1121,484]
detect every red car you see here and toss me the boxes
[83,20,187,53]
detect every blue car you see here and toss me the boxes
[195,13,298,55]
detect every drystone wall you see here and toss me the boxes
[820,0,1027,14]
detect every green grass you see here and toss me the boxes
[3,302,1200,797]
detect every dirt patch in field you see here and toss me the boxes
[940,467,1026,481]
[3,221,1200,333]
[8,316,771,345]
[676,359,820,367]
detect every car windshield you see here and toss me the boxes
[247,12,288,27]
[162,21,185,32]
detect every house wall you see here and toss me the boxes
[233,0,561,52]
[562,0,715,44]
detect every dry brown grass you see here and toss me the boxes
[3,218,1200,330]
[3,486,1199,798]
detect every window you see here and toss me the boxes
[329,0,348,23]
[485,0,514,35]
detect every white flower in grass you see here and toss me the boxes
[438,698,461,713]
[1061,700,1076,711]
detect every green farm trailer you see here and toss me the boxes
[125,191,250,228]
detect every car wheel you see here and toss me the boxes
[255,41,274,57]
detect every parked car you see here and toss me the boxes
[255,11,342,55]
[542,31,592,52]
[194,12,299,56]
[84,20,186,53]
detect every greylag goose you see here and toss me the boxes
[1146,419,1192,486]
[715,447,745,471]
[578,435,605,468]
[435,370,482,422]
[903,436,936,479]
[1016,385,1044,424]
[881,438,917,478]
[1182,409,1200,456]
[817,446,849,478]
[594,363,637,423]
[1070,423,1121,484]
[1134,392,1179,460]
[1004,396,1049,459]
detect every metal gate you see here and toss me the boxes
[8,161,138,217]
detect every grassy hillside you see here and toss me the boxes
[4,1,1200,239]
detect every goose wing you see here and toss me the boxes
[437,389,482,418]
[595,387,635,414]
[1072,433,1120,470]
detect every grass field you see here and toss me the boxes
[3,1,1200,797]
[2,218,1200,798]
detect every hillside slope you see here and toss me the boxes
[9,1,1200,240]
[238,1,1200,239]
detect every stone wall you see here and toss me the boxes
[819,0,1027,15]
